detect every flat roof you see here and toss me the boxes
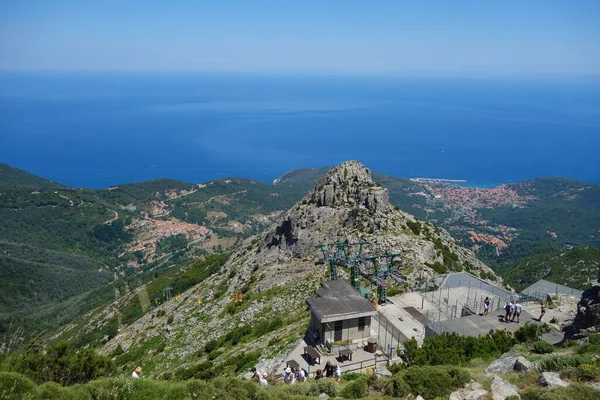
[306,280,377,323]
[521,279,583,298]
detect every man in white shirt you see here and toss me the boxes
[298,368,306,382]
[512,300,522,323]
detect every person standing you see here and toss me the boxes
[504,301,513,323]
[258,372,268,386]
[539,303,547,322]
[131,366,142,378]
[483,297,490,316]
[325,361,334,378]
[284,367,292,384]
[298,367,306,383]
[512,301,522,323]
[333,365,342,382]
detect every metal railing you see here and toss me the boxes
[305,358,389,378]
[373,312,409,359]
[421,272,516,336]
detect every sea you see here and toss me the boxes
[1,71,599,188]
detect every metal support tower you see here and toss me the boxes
[316,241,402,304]
[164,286,173,301]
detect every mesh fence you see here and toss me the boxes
[422,272,516,334]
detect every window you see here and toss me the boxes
[358,317,366,332]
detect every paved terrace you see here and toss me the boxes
[276,336,390,379]
[429,309,564,344]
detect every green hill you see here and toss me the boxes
[493,246,600,291]
[2,163,600,352]
[0,163,65,190]
[99,178,198,205]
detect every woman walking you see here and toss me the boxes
[539,302,547,322]
[483,297,490,316]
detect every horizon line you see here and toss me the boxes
[1,67,600,80]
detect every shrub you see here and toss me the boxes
[13,340,114,386]
[577,362,600,381]
[307,379,338,398]
[340,376,367,399]
[429,262,448,274]
[576,343,600,355]
[386,374,411,398]
[340,372,362,381]
[407,220,421,235]
[400,331,515,367]
[204,339,219,353]
[539,355,595,372]
[401,365,471,399]
[514,322,550,343]
[174,361,219,380]
[588,333,600,344]
[225,351,261,373]
[532,340,555,354]
[520,383,600,400]
[514,323,540,343]
[0,372,36,400]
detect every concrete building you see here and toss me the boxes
[306,280,377,349]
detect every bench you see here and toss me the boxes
[286,359,300,370]
[339,348,353,362]
[303,345,322,365]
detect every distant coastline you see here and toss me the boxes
[411,177,505,189]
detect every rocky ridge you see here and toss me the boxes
[565,274,600,341]
[97,161,500,376]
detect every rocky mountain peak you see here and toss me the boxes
[96,160,501,376]
[306,160,389,212]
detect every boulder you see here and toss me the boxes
[538,372,569,388]
[513,356,534,372]
[449,381,489,400]
[485,356,518,374]
[490,375,520,400]
[318,393,329,400]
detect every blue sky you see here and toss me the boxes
[1,0,599,75]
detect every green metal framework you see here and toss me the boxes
[316,241,401,304]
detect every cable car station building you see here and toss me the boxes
[307,280,377,349]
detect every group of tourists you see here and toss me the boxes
[251,361,343,386]
[486,296,549,324]
[251,367,270,386]
[503,300,523,323]
[316,361,342,382]
[283,366,307,384]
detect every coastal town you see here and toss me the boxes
[410,180,538,253]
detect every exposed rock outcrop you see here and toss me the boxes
[513,356,534,372]
[564,279,600,341]
[490,375,520,400]
[449,380,489,400]
[538,372,570,388]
